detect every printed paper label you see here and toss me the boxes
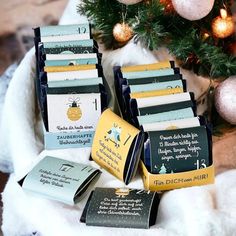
[123,68,175,79]
[92,109,140,181]
[86,188,157,228]
[21,156,101,205]
[47,93,101,133]
[148,126,210,174]
[138,107,194,125]
[40,24,90,37]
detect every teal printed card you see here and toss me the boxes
[43,40,94,49]
[47,70,99,82]
[44,131,95,150]
[130,80,183,93]
[138,107,194,125]
[43,39,95,54]
[47,93,101,133]
[45,57,98,66]
[40,24,90,37]
[20,156,101,205]
[123,68,175,79]
[45,53,98,60]
[48,77,103,88]
[41,34,90,42]
[148,126,210,174]
[84,188,159,229]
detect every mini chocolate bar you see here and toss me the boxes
[81,187,159,229]
[91,109,144,184]
[143,124,212,174]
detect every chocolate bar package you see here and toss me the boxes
[34,24,92,39]
[142,119,212,173]
[19,156,101,205]
[121,61,175,72]
[81,187,159,229]
[127,73,183,85]
[121,81,187,125]
[129,92,196,127]
[46,84,107,133]
[91,109,144,184]
[137,107,195,126]
[114,65,183,119]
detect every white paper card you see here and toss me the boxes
[47,69,98,82]
[142,117,200,132]
[47,93,101,133]
[136,92,191,108]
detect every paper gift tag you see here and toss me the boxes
[81,187,159,229]
[91,109,144,184]
[19,156,101,205]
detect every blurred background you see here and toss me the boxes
[0,0,68,234]
[0,0,68,74]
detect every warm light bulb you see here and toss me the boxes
[220,9,227,19]
[212,9,235,38]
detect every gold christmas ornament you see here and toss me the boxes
[67,101,82,121]
[113,23,133,43]
[117,0,142,5]
[212,9,235,38]
[171,0,215,21]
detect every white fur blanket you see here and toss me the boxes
[1,1,236,235]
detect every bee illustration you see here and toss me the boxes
[67,97,82,121]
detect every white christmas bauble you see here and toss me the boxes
[117,0,142,5]
[215,76,236,125]
[171,0,215,21]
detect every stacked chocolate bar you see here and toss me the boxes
[114,62,212,175]
[34,24,107,149]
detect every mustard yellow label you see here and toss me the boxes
[92,109,140,182]
[130,87,183,99]
[140,161,215,191]
[44,64,96,72]
[121,61,172,72]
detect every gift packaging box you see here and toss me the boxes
[113,62,215,191]
[34,24,107,149]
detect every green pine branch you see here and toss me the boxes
[78,0,236,78]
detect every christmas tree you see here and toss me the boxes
[159,163,167,174]
[78,0,236,78]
